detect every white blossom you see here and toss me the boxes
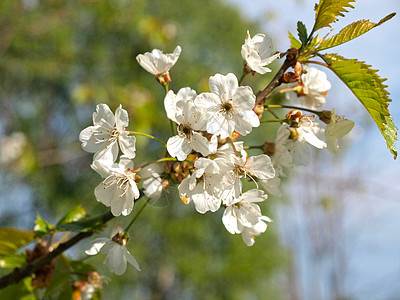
[241,30,279,74]
[219,150,275,205]
[85,227,140,275]
[260,176,282,198]
[241,216,271,246]
[298,67,331,109]
[195,73,260,139]
[92,156,140,216]
[79,104,136,162]
[136,46,181,80]
[178,158,225,214]
[269,124,293,177]
[325,109,354,154]
[222,189,271,246]
[286,110,326,149]
[167,96,216,161]
[141,163,164,201]
[164,87,197,123]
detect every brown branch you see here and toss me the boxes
[255,48,298,106]
[0,211,114,289]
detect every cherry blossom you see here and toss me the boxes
[136,46,181,83]
[195,73,260,139]
[324,108,354,154]
[92,156,140,217]
[79,104,136,162]
[241,30,280,74]
[297,67,331,109]
[85,227,140,275]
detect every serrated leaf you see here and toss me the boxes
[288,31,302,49]
[0,228,35,257]
[34,212,54,238]
[313,0,355,32]
[321,54,397,158]
[56,204,87,226]
[317,13,396,51]
[297,21,308,46]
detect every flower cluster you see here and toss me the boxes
[79,30,355,274]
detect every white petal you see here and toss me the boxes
[124,247,141,271]
[93,104,115,127]
[85,238,110,255]
[167,135,192,161]
[118,132,136,159]
[115,105,129,131]
[246,155,275,180]
[191,132,211,156]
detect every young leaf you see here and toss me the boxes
[297,21,308,46]
[321,54,397,158]
[56,204,87,226]
[317,13,396,51]
[313,0,355,32]
[0,228,35,257]
[288,31,302,49]
[0,254,26,268]
[34,212,54,238]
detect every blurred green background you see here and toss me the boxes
[0,0,288,299]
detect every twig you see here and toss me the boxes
[0,211,114,289]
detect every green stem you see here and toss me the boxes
[163,83,169,94]
[138,157,178,171]
[125,198,149,232]
[260,118,288,123]
[265,107,280,119]
[238,72,247,85]
[128,131,167,148]
[243,145,264,150]
[265,104,321,116]
[264,87,299,101]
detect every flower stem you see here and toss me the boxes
[243,145,264,150]
[238,71,247,85]
[228,137,241,157]
[264,87,299,101]
[128,131,167,148]
[125,198,149,232]
[265,104,321,115]
[260,118,288,123]
[163,83,169,94]
[137,157,178,171]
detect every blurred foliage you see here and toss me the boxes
[0,0,287,299]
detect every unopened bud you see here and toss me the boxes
[253,104,264,118]
[286,48,298,63]
[294,62,303,77]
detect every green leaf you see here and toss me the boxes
[70,260,96,274]
[313,0,355,32]
[34,212,54,238]
[0,254,26,268]
[297,21,308,46]
[57,214,107,232]
[0,277,34,300]
[56,204,87,226]
[288,31,302,49]
[44,256,73,300]
[0,228,35,257]
[317,13,396,51]
[321,54,397,158]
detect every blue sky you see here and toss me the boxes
[227,0,400,299]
